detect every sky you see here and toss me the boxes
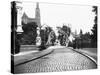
[17,2,95,35]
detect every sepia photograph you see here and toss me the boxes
[11,1,97,74]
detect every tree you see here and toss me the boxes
[40,26,56,46]
[72,30,83,49]
[80,29,83,37]
[91,6,97,47]
[62,25,71,37]
[49,31,56,45]
[92,6,97,15]
[57,25,71,46]
[20,22,37,45]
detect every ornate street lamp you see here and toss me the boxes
[16,1,23,34]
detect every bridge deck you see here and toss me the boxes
[14,47,97,74]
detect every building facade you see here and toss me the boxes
[22,2,41,27]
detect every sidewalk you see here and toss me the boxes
[12,48,54,66]
[71,48,97,64]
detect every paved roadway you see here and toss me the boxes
[14,47,97,74]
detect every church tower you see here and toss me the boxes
[35,2,41,27]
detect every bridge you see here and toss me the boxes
[14,46,97,73]
[13,25,97,74]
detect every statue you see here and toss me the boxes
[36,27,41,46]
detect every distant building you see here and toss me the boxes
[22,2,41,27]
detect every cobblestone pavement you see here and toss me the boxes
[14,48,97,74]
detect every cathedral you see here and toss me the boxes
[22,2,41,28]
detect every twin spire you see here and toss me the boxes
[36,2,39,9]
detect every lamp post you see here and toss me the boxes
[16,1,23,34]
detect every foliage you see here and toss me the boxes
[62,25,71,37]
[19,22,37,45]
[91,23,97,42]
[92,6,97,15]
[68,6,97,48]
[71,29,92,49]
[69,6,98,48]
[91,6,97,47]
[57,25,71,46]
[40,26,56,46]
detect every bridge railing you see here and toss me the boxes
[20,45,39,52]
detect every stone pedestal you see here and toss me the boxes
[36,27,41,46]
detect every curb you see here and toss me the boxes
[14,49,54,66]
[68,47,97,65]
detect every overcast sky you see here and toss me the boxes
[19,2,95,34]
